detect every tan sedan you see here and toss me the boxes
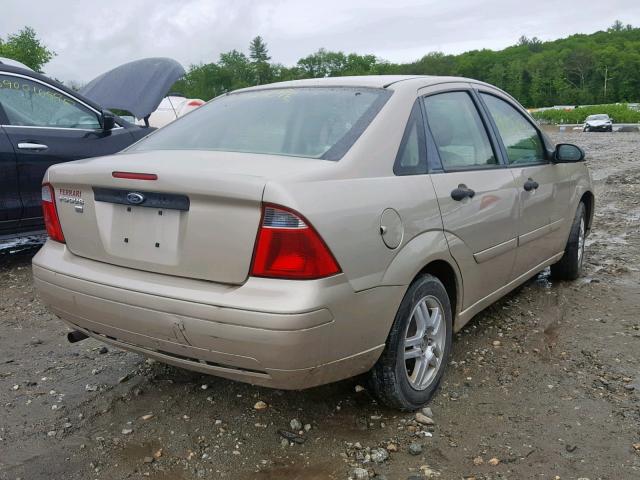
[33,76,593,410]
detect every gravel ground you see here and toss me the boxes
[1,131,639,480]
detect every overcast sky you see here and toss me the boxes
[1,0,639,83]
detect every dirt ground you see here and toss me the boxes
[1,131,639,480]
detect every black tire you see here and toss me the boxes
[583,127,590,132]
[551,202,586,281]
[369,274,452,410]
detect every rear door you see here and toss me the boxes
[477,90,571,277]
[421,86,519,310]
[0,122,21,235]
[0,72,137,231]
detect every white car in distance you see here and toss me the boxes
[138,95,205,128]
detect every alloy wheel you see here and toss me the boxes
[403,295,447,390]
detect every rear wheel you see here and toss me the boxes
[551,202,586,281]
[369,274,452,410]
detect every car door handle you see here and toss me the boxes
[18,142,48,151]
[450,184,476,201]
[523,178,539,191]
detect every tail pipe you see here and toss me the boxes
[67,330,88,343]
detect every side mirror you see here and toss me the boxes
[101,111,115,132]
[554,143,585,163]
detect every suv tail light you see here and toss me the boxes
[41,183,65,243]
[251,204,341,280]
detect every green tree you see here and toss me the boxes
[0,26,55,72]
[249,36,272,84]
[249,36,270,63]
[218,49,253,89]
[607,20,624,32]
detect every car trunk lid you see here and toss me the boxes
[47,150,306,284]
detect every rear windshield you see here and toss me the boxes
[130,87,391,160]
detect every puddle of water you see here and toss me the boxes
[119,439,164,466]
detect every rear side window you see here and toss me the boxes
[394,101,426,175]
[0,74,100,129]
[132,87,391,160]
[480,93,546,165]
[422,91,497,170]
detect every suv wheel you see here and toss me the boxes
[551,202,586,281]
[369,274,452,410]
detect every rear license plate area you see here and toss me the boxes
[108,204,181,265]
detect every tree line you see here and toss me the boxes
[174,21,639,108]
[2,22,638,108]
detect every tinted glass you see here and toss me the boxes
[0,75,100,129]
[481,93,545,165]
[394,101,426,175]
[422,91,497,170]
[132,87,391,160]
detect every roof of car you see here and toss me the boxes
[235,75,483,92]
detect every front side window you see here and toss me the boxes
[422,91,497,170]
[0,75,100,129]
[131,87,391,160]
[480,93,545,165]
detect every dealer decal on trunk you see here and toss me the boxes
[58,188,84,212]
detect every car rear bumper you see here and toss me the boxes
[32,241,404,389]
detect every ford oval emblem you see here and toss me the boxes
[126,192,145,205]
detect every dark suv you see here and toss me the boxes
[0,65,151,242]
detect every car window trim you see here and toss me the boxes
[474,88,550,166]
[420,87,506,174]
[0,71,105,129]
[417,98,443,173]
[393,99,428,176]
[1,124,122,132]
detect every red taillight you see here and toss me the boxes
[187,100,204,107]
[41,184,65,243]
[112,171,158,180]
[251,205,341,280]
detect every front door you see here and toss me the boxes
[478,91,568,277]
[0,73,135,230]
[421,89,519,310]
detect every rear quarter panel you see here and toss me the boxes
[264,174,446,293]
